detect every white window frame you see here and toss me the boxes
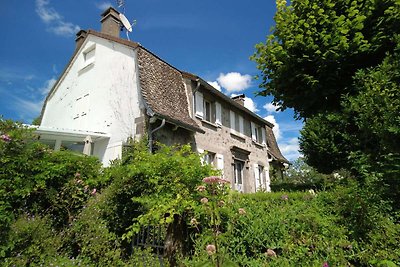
[233,160,244,192]
[195,91,204,119]
[81,44,96,69]
[251,122,267,146]
[230,111,244,136]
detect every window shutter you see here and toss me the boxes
[261,127,266,145]
[197,148,204,164]
[195,91,203,119]
[216,154,224,177]
[251,122,257,141]
[239,115,244,134]
[215,102,222,126]
[81,94,89,116]
[265,168,271,192]
[230,110,235,130]
[254,164,260,191]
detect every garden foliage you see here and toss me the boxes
[1,118,399,266]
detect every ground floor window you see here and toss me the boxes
[233,160,244,192]
[203,151,216,166]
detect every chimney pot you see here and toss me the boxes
[75,30,87,49]
[100,7,121,37]
[232,94,246,106]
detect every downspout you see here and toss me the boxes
[148,118,166,152]
[194,78,201,93]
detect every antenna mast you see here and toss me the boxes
[116,0,136,41]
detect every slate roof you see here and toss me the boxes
[182,72,275,128]
[136,48,203,133]
[39,29,286,161]
[266,127,289,164]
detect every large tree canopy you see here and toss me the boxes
[252,0,400,118]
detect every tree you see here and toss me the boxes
[252,0,400,119]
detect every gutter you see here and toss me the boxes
[148,118,166,152]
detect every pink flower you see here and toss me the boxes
[196,185,206,192]
[91,188,97,195]
[200,197,208,204]
[238,208,246,215]
[203,176,231,184]
[219,178,230,184]
[75,172,81,178]
[1,134,11,142]
[203,176,220,184]
[281,194,289,201]
[206,244,216,255]
[322,262,329,267]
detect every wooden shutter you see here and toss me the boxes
[216,154,224,177]
[195,91,204,119]
[230,110,235,130]
[239,115,244,134]
[215,102,222,126]
[254,164,260,191]
[261,127,266,145]
[251,122,257,141]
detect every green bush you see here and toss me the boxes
[2,214,63,266]
[183,189,400,266]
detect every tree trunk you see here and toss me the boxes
[164,214,188,266]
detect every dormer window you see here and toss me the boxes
[251,122,266,145]
[195,91,222,126]
[81,44,96,69]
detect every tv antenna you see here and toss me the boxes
[116,0,136,40]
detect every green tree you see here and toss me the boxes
[252,0,400,118]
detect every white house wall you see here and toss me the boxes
[41,35,144,165]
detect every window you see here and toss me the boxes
[251,122,266,145]
[233,160,244,192]
[254,164,265,191]
[81,44,96,69]
[204,100,212,122]
[203,151,216,165]
[74,93,90,119]
[194,91,222,125]
[230,110,244,135]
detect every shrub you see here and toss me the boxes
[2,214,62,266]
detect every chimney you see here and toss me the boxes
[75,30,87,49]
[100,7,121,37]
[231,94,245,106]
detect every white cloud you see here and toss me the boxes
[264,115,281,141]
[243,97,258,113]
[217,72,252,92]
[13,97,43,116]
[263,102,281,113]
[40,77,57,96]
[35,0,80,37]
[207,81,221,91]
[278,138,301,162]
[95,1,112,10]
[230,94,258,113]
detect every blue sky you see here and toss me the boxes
[0,0,302,161]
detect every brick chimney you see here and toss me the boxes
[232,94,245,106]
[75,30,87,49]
[100,7,121,37]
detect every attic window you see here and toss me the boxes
[251,122,266,145]
[82,45,96,68]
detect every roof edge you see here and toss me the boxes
[182,72,274,128]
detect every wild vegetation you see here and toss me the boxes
[1,119,399,266]
[1,0,399,266]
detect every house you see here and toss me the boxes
[37,7,288,193]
